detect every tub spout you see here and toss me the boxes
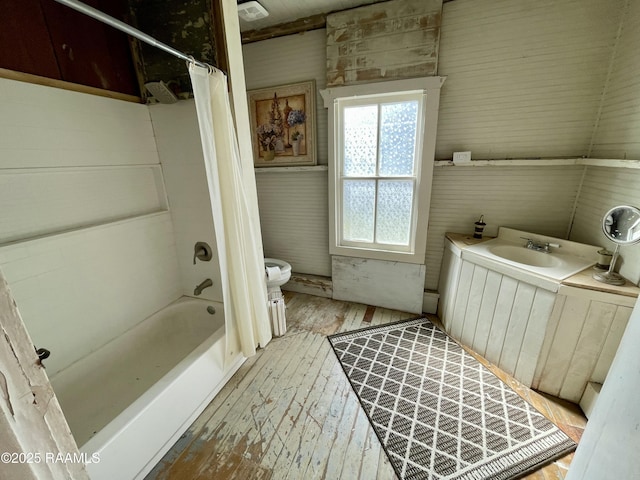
[194,278,213,296]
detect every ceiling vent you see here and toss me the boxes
[237,1,269,22]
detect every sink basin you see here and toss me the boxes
[488,245,562,268]
[462,228,599,282]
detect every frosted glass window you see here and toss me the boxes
[376,180,413,245]
[379,101,418,176]
[343,105,377,177]
[343,180,375,242]
[336,90,428,254]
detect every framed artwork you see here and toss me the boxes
[248,80,316,167]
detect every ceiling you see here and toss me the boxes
[237,0,389,31]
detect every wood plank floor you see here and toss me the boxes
[147,292,586,480]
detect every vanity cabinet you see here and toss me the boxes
[439,234,638,403]
[534,286,634,402]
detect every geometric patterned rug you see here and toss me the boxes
[328,318,576,480]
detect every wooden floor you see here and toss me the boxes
[147,292,586,480]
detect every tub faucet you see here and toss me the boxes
[194,278,213,296]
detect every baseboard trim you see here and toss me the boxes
[283,273,333,298]
[423,290,439,314]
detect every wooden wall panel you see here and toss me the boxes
[332,255,425,313]
[443,257,555,387]
[569,166,640,284]
[244,30,332,277]
[460,265,487,347]
[435,0,623,160]
[255,170,331,277]
[40,0,138,95]
[473,270,502,356]
[499,282,536,376]
[426,165,584,290]
[436,243,462,329]
[559,301,616,400]
[1,0,138,96]
[243,29,328,165]
[590,0,640,159]
[0,0,61,78]
[591,306,632,382]
[325,0,442,87]
[514,289,556,386]
[536,290,634,402]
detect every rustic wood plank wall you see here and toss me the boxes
[325,0,442,87]
[535,287,635,402]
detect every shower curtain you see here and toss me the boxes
[189,63,272,358]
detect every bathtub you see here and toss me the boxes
[49,297,245,480]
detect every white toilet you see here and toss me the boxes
[264,258,291,337]
[264,258,292,291]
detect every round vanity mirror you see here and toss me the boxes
[594,205,640,285]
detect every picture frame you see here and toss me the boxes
[248,80,316,167]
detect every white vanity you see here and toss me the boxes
[438,228,639,409]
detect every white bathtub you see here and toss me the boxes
[49,297,245,480]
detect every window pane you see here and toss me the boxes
[376,180,413,245]
[343,180,375,242]
[379,101,418,176]
[343,105,377,177]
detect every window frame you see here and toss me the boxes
[321,77,445,264]
[337,92,424,253]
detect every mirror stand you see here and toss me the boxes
[592,244,625,285]
[592,204,640,286]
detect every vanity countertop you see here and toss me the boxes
[445,232,639,298]
[445,232,495,249]
[563,268,639,298]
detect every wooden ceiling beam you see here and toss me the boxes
[241,13,327,44]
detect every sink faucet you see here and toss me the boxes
[521,237,560,254]
[194,278,213,296]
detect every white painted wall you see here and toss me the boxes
[436,0,622,160]
[0,166,166,244]
[425,165,584,290]
[332,256,425,313]
[243,1,635,293]
[0,79,159,168]
[243,29,331,276]
[570,166,640,285]
[255,169,331,276]
[589,0,640,160]
[149,101,224,302]
[0,79,182,377]
[243,29,328,165]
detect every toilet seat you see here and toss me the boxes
[264,258,292,288]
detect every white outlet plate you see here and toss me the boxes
[453,151,472,164]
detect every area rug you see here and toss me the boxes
[328,318,576,480]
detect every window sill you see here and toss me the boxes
[330,244,425,265]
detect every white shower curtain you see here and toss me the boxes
[188,63,272,358]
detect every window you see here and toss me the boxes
[340,93,422,251]
[322,77,444,264]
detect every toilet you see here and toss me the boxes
[264,258,292,291]
[264,258,291,337]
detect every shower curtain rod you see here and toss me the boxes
[53,0,212,71]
